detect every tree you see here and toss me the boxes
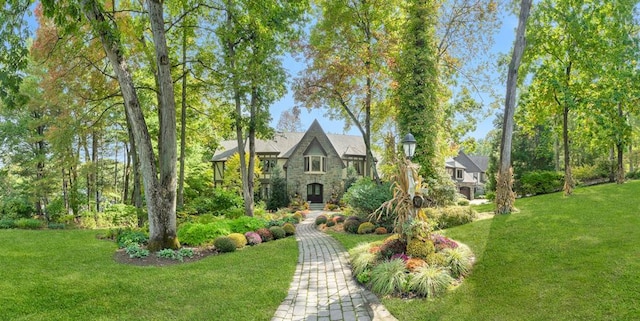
[396,0,441,180]
[276,107,303,132]
[495,0,532,214]
[266,167,289,211]
[295,0,397,184]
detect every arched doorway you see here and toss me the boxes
[459,186,471,200]
[307,183,323,204]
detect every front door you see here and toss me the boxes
[307,183,323,204]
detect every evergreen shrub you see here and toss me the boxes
[214,237,236,253]
[425,206,477,229]
[0,219,15,229]
[244,232,262,245]
[256,228,273,242]
[227,233,248,248]
[515,170,564,196]
[229,216,267,234]
[406,239,435,260]
[357,222,375,234]
[343,217,362,234]
[342,178,393,219]
[282,223,296,236]
[269,226,286,240]
[15,218,44,230]
[315,215,328,225]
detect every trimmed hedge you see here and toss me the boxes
[425,206,477,229]
[515,171,564,196]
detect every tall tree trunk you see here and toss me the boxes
[92,130,100,212]
[62,168,69,214]
[122,141,130,204]
[562,102,573,195]
[82,0,178,251]
[177,10,188,209]
[616,103,625,184]
[496,0,532,214]
[629,144,634,173]
[364,24,380,184]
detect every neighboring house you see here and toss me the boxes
[446,151,489,200]
[211,120,373,205]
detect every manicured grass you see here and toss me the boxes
[0,229,297,320]
[333,182,640,320]
[470,202,494,213]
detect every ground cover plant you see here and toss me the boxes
[332,182,640,320]
[0,229,297,320]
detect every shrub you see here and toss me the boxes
[292,212,304,222]
[375,227,388,234]
[406,239,435,260]
[0,195,34,219]
[342,177,393,219]
[326,220,336,227]
[356,270,372,284]
[116,229,149,248]
[229,216,267,234]
[225,207,245,219]
[177,221,231,246]
[425,206,477,229]
[358,222,376,234]
[315,215,328,225]
[332,215,345,223]
[405,258,426,272]
[266,167,290,211]
[408,265,454,298]
[157,248,180,260]
[0,219,15,229]
[269,226,286,240]
[379,238,406,260]
[626,169,640,180]
[14,218,44,230]
[369,259,408,296]
[515,170,564,196]
[197,214,217,224]
[256,228,273,242]
[425,252,447,267]
[432,234,459,251]
[343,217,362,234]
[425,167,459,207]
[187,188,243,216]
[214,237,236,253]
[352,252,379,276]
[485,191,496,201]
[244,232,262,246]
[573,164,609,183]
[102,204,138,228]
[125,243,150,258]
[47,223,65,229]
[457,198,470,206]
[443,247,473,278]
[282,223,296,236]
[227,233,248,249]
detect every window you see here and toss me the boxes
[304,155,326,173]
[262,159,277,173]
[456,169,464,180]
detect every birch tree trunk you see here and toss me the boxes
[496,0,532,214]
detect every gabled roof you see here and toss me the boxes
[468,155,489,172]
[283,120,345,168]
[211,119,368,162]
[445,158,466,169]
[454,151,483,173]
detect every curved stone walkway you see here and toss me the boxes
[272,211,397,321]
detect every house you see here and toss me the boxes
[446,151,489,200]
[211,120,373,205]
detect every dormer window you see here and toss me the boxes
[456,169,464,180]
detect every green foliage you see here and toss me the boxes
[282,223,296,236]
[315,215,328,225]
[406,239,435,260]
[342,177,393,219]
[156,248,195,262]
[222,153,262,196]
[102,204,138,228]
[626,169,640,180]
[357,222,375,234]
[227,233,248,249]
[516,171,564,196]
[352,252,378,277]
[443,247,473,278]
[177,221,231,246]
[0,195,34,219]
[369,259,408,296]
[116,229,149,248]
[14,218,44,230]
[356,270,372,284]
[187,188,243,216]
[269,226,286,240]
[45,198,66,222]
[224,207,245,220]
[229,216,267,234]
[266,167,290,211]
[214,237,236,253]
[424,252,447,267]
[457,198,470,206]
[573,164,609,183]
[343,217,362,234]
[379,238,407,260]
[125,243,150,258]
[424,206,477,229]
[0,219,16,229]
[326,220,336,227]
[408,265,453,299]
[47,223,65,230]
[426,167,459,207]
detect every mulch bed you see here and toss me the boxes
[113,246,218,267]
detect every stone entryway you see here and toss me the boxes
[307,183,323,204]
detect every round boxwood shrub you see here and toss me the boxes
[315,215,328,225]
[326,220,336,227]
[256,228,273,242]
[244,231,262,246]
[357,222,375,234]
[379,238,406,259]
[214,236,236,253]
[227,233,248,249]
[333,215,345,223]
[293,212,303,222]
[343,218,361,234]
[282,223,296,236]
[375,227,388,234]
[406,239,435,260]
[269,226,286,240]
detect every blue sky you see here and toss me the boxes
[270,10,519,141]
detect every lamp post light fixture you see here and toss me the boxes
[402,133,417,160]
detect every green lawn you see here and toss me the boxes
[0,230,297,321]
[334,181,640,320]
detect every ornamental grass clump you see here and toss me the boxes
[443,247,473,278]
[408,265,453,299]
[369,259,408,296]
